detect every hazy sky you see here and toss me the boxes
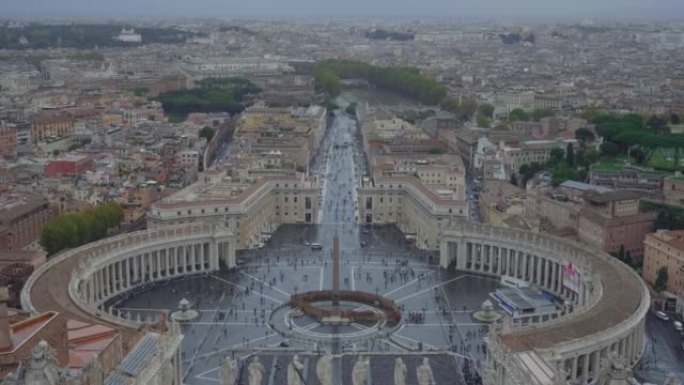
[3,0,682,19]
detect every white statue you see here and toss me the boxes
[220,357,238,385]
[316,353,333,385]
[416,357,434,385]
[352,356,369,385]
[394,357,407,385]
[248,356,265,385]
[287,355,305,385]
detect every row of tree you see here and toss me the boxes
[509,107,555,122]
[157,77,261,119]
[314,60,448,105]
[40,203,124,256]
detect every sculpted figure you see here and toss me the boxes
[287,355,304,385]
[248,356,265,385]
[394,357,407,385]
[316,353,333,385]
[220,357,238,385]
[352,356,369,385]
[416,357,434,385]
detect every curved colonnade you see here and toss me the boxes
[21,220,649,385]
[22,224,235,330]
[440,222,649,385]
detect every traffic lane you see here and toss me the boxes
[636,313,684,383]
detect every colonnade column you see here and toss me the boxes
[439,239,448,268]
[571,356,578,382]
[553,262,560,292]
[580,354,589,384]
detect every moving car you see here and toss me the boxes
[310,243,323,250]
[674,320,683,331]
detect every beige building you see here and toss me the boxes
[643,230,684,295]
[479,180,531,230]
[149,173,320,248]
[358,176,467,250]
[234,104,326,168]
[503,138,578,174]
[663,175,684,206]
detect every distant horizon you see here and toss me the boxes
[3,0,684,22]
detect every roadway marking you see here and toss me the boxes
[392,332,439,350]
[210,276,283,305]
[240,271,290,298]
[383,271,435,297]
[393,275,465,303]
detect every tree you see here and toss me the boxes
[629,147,646,165]
[199,126,216,142]
[655,266,669,292]
[566,143,575,167]
[441,97,459,114]
[578,148,600,169]
[509,108,529,122]
[531,108,553,121]
[647,115,669,135]
[581,107,602,121]
[518,162,543,187]
[345,103,357,116]
[458,99,478,121]
[575,128,595,144]
[314,67,341,96]
[39,203,124,256]
[625,251,633,266]
[600,141,620,157]
[476,114,491,128]
[617,244,626,262]
[477,103,494,119]
[549,148,565,167]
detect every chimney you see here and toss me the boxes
[0,287,13,351]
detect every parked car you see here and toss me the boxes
[655,311,670,321]
[674,321,683,331]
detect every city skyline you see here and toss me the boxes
[3,0,684,20]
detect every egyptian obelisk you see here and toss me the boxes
[332,232,340,308]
